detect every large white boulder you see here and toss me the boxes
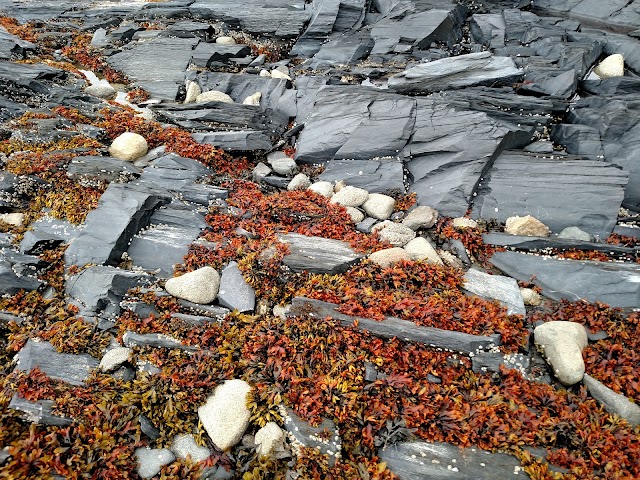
[198,379,252,451]
[372,221,416,247]
[330,186,369,207]
[165,266,220,304]
[534,321,588,385]
[369,247,411,268]
[109,132,148,161]
[255,422,285,457]
[402,206,438,230]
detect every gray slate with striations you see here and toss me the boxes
[463,268,526,316]
[381,441,529,479]
[128,202,207,277]
[278,233,363,274]
[15,339,99,386]
[64,183,170,267]
[190,0,311,37]
[388,52,523,94]
[472,151,628,238]
[318,159,405,193]
[491,251,640,308]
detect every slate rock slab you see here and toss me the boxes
[192,130,273,151]
[295,85,415,164]
[380,441,529,479]
[217,261,255,313]
[107,37,198,99]
[407,100,529,217]
[289,297,500,354]
[64,183,170,267]
[128,202,207,277]
[491,251,640,308]
[9,395,72,426]
[463,268,526,316]
[318,159,405,193]
[0,254,43,294]
[283,406,341,466]
[66,155,143,184]
[15,339,99,386]
[123,331,197,352]
[277,233,363,274]
[388,52,523,94]
[66,266,149,321]
[472,151,628,238]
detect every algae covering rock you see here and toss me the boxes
[198,379,252,451]
[165,266,220,304]
[108,132,149,161]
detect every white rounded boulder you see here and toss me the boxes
[593,54,624,79]
[109,132,148,161]
[534,321,588,386]
[362,193,395,220]
[165,266,220,304]
[198,379,252,451]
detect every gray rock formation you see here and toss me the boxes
[277,233,363,274]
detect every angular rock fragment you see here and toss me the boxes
[217,261,255,313]
[463,268,525,316]
[128,203,207,277]
[388,52,522,94]
[505,215,551,237]
[66,155,143,184]
[64,183,170,267]
[9,396,72,427]
[277,233,363,274]
[66,266,149,322]
[491,251,640,308]
[402,206,438,230]
[282,406,341,465]
[123,331,197,352]
[15,339,99,386]
[534,321,588,386]
[198,379,252,451]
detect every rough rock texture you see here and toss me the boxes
[330,185,369,207]
[534,321,588,386]
[254,422,285,457]
[217,261,255,313]
[165,266,220,305]
[463,268,526,316]
[277,233,363,274]
[362,193,395,220]
[198,379,252,451]
[372,221,416,247]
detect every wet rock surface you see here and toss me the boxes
[0,1,639,479]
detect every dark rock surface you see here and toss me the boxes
[380,441,529,479]
[14,339,99,386]
[217,261,255,313]
[491,251,640,308]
